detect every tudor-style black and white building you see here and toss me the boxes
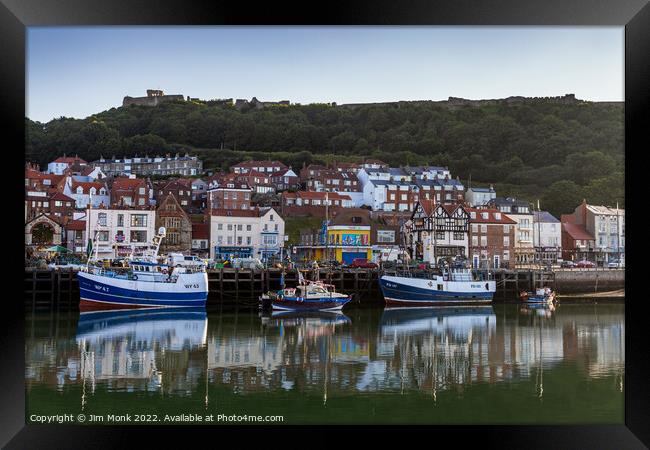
[405,199,469,263]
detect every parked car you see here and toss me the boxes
[560,260,575,268]
[349,258,378,269]
[167,253,206,268]
[607,259,624,268]
[575,260,596,268]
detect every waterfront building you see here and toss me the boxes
[465,186,496,207]
[486,197,534,267]
[370,220,402,263]
[25,213,64,251]
[47,155,88,175]
[295,208,372,264]
[561,200,624,264]
[92,153,202,177]
[466,207,516,269]
[155,194,192,254]
[405,200,469,263]
[190,178,208,209]
[560,221,596,262]
[85,206,157,259]
[209,207,285,261]
[533,211,562,264]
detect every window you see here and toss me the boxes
[98,213,107,226]
[227,224,232,231]
[97,231,109,241]
[227,236,233,245]
[471,224,478,233]
[504,236,510,246]
[237,236,242,245]
[480,224,487,233]
[377,230,395,243]
[274,224,278,231]
[237,224,242,231]
[139,198,145,206]
[246,224,252,231]
[263,234,277,246]
[129,230,147,243]
[270,214,274,221]
[246,236,251,245]
[470,212,476,219]
[480,236,487,246]
[503,225,510,233]
[139,187,145,195]
[472,236,478,246]
[503,250,510,261]
[117,214,124,227]
[217,236,223,244]
[436,231,445,240]
[131,214,147,227]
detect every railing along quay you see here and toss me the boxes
[25,266,624,311]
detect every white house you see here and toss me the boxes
[63,178,110,209]
[466,186,496,207]
[85,207,157,260]
[532,211,562,264]
[210,207,285,261]
[47,156,88,175]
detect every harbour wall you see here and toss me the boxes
[24,267,625,311]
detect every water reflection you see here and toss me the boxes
[25,303,624,422]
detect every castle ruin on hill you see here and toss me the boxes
[122,89,186,107]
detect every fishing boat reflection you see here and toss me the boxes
[260,310,351,330]
[380,306,496,336]
[75,307,207,402]
[519,302,556,318]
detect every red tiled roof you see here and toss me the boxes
[49,192,75,202]
[466,207,517,224]
[112,178,145,190]
[210,208,262,217]
[418,199,437,215]
[562,223,594,241]
[232,160,287,168]
[53,156,87,164]
[71,181,104,194]
[192,223,209,239]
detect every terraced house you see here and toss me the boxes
[155,193,192,253]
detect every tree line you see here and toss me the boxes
[25,98,624,217]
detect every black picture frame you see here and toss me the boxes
[3,0,648,447]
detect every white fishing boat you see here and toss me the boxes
[77,227,208,310]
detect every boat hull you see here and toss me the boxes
[379,275,495,306]
[77,271,208,310]
[268,296,351,312]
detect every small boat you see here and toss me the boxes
[379,267,496,306]
[260,271,351,312]
[77,227,208,310]
[520,287,556,304]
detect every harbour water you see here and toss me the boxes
[25,300,624,425]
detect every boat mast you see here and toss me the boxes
[537,200,542,269]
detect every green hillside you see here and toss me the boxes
[25,97,624,217]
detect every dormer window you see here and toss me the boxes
[76,187,83,194]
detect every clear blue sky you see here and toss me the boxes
[27,26,624,123]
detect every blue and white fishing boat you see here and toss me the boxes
[77,227,208,310]
[519,287,556,304]
[379,267,496,306]
[260,270,351,311]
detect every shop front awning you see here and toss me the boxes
[44,245,69,253]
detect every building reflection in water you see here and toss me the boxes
[25,303,624,402]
